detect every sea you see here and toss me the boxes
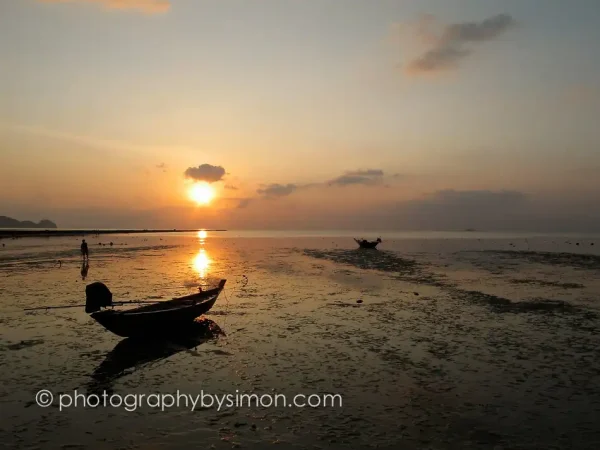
[1,230,600,449]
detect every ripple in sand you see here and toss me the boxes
[4,339,45,351]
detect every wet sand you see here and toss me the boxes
[1,231,600,449]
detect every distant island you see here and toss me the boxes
[0,216,57,229]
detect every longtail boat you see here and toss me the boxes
[354,238,382,249]
[85,280,226,338]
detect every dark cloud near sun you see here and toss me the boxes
[257,183,298,198]
[328,169,385,186]
[184,164,226,184]
[224,184,239,191]
[405,13,516,75]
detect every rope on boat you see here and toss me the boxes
[212,274,247,331]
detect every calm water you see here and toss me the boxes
[1,231,600,449]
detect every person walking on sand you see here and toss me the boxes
[81,239,89,261]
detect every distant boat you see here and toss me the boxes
[86,280,226,338]
[354,238,382,249]
[464,228,477,232]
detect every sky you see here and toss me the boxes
[1,0,599,231]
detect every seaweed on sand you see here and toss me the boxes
[302,249,448,286]
[488,251,600,271]
[510,279,584,289]
[303,249,417,275]
[451,289,588,315]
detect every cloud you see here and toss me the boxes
[38,0,170,14]
[224,184,239,191]
[253,169,388,198]
[328,169,385,186]
[443,14,515,42]
[380,189,529,230]
[237,198,252,209]
[184,164,226,184]
[349,169,384,177]
[423,189,525,207]
[156,162,167,172]
[257,184,298,198]
[408,46,472,74]
[404,13,515,75]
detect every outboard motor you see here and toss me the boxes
[85,282,113,313]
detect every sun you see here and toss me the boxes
[188,183,214,205]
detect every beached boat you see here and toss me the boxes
[85,279,226,338]
[354,238,382,249]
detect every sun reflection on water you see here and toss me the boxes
[192,248,211,278]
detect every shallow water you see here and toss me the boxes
[1,231,600,449]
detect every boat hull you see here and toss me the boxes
[357,242,379,249]
[90,281,225,338]
[354,239,380,249]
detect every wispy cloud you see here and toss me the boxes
[257,183,298,198]
[404,13,516,76]
[328,169,385,186]
[38,0,170,14]
[254,169,389,199]
[224,184,239,191]
[184,164,226,184]
[156,162,167,172]
[0,122,176,156]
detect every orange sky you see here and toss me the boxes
[1,0,599,230]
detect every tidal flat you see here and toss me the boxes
[1,231,599,449]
